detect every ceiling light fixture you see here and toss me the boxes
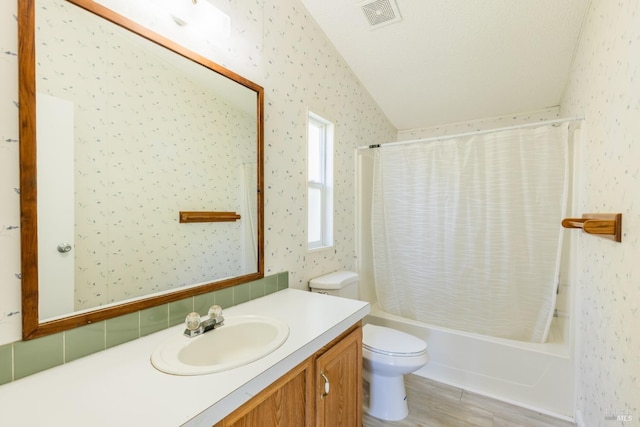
[170,0,199,26]
[169,0,231,39]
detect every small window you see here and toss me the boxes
[307,112,334,250]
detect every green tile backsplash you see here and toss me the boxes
[140,305,169,337]
[168,298,195,327]
[65,322,106,362]
[214,287,234,309]
[193,292,216,316]
[250,278,266,299]
[265,275,278,295]
[233,282,252,305]
[0,344,12,385]
[277,271,289,290]
[106,312,140,348]
[0,272,288,385]
[13,333,64,380]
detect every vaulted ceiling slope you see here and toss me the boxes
[300,0,590,131]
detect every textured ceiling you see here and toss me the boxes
[299,0,590,131]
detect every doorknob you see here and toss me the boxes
[57,243,72,253]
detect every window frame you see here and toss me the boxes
[307,111,334,251]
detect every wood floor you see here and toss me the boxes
[362,375,576,427]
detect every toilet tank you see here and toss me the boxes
[309,271,359,299]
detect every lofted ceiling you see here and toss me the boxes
[299,0,590,131]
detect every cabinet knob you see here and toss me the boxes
[320,371,330,397]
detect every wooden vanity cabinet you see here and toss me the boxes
[215,324,362,427]
[314,324,362,427]
[215,357,314,427]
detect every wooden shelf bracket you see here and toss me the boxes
[561,213,622,242]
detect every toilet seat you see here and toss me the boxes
[363,324,427,357]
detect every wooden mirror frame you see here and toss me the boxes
[18,0,264,340]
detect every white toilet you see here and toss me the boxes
[309,271,429,421]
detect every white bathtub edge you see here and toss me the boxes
[365,307,576,418]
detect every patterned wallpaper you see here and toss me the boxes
[397,108,561,141]
[11,1,637,422]
[0,0,396,346]
[261,0,397,287]
[560,0,640,425]
[37,0,256,312]
[0,5,21,343]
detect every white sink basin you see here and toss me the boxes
[151,315,289,375]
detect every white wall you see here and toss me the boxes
[560,1,640,424]
[0,0,396,345]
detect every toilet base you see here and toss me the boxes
[364,370,409,421]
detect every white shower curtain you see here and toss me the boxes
[371,123,569,343]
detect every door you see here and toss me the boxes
[37,93,75,319]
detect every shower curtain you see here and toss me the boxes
[371,123,569,343]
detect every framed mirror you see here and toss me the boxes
[19,0,264,339]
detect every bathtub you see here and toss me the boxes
[364,305,575,419]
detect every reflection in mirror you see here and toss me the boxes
[19,0,264,339]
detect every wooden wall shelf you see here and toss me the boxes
[561,213,622,242]
[179,211,241,223]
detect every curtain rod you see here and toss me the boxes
[357,116,584,150]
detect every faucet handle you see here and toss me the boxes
[208,305,223,319]
[185,312,201,331]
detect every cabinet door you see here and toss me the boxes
[315,326,362,427]
[217,358,314,427]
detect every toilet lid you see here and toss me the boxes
[362,324,427,356]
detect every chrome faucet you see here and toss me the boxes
[184,305,225,338]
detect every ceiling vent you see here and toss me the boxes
[356,0,402,29]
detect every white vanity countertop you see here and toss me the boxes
[0,289,369,426]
